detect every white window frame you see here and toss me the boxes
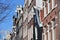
[44,1,47,17]
[43,27,47,40]
[28,0,32,6]
[51,21,56,40]
[44,32,46,40]
[47,24,51,40]
[52,0,55,9]
[48,0,50,13]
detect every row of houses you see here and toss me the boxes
[5,0,60,40]
[10,0,43,40]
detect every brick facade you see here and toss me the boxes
[40,0,58,40]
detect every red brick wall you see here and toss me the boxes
[40,0,58,40]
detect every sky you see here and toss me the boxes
[0,0,24,40]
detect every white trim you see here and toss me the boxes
[43,33,45,35]
[44,1,47,17]
[51,26,54,30]
[43,33,47,40]
[51,21,55,27]
[44,28,46,33]
[48,2,50,13]
[54,4,57,8]
[52,29,55,40]
[48,4,57,14]
[47,24,51,40]
[47,30,49,32]
[55,23,58,26]
[43,27,45,29]
[55,16,58,19]
[52,0,55,9]
[51,23,58,29]
[51,21,56,40]
[47,24,50,30]
[42,33,46,40]
[45,34,47,40]
[12,26,16,29]
[51,21,54,30]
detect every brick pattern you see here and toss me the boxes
[40,0,58,40]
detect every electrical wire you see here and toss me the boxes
[0,0,13,14]
[0,0,15,22]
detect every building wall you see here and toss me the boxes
[22,0,35,40]
[40,0,58,40]
[28,25,33,40]
[23,22,28,39]
[23,0,44,40]
[12,6,23,40]
[19,27,23,40]
[58,0,60,40]
[23,4,28,40]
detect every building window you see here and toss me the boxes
[43,27,47,40]
[52,0,55,9]
[46,33,48,40]
[47,24,51,40]
[28,0,32,6]
[45,34,47,40]
[48,0,50,13]
[44,27,46,33]
[51,18,56,28]
[51,20,56,40]
[44,1,47,17]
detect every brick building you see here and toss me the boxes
[40,0,58,40]
[23,0,35,40]
[23,0,43,40]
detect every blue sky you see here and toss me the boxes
[0,0,24,40]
